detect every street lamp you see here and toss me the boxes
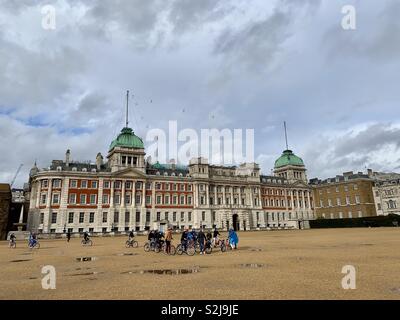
[63,223,66,233]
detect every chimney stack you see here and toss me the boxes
[96,152,103,170]
[66,149,70,167]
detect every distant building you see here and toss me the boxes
[26,124,315,235]
[0,184,12,240]
[310,171,376,219]
[372,172,400,216]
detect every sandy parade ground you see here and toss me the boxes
[1,228,400,300]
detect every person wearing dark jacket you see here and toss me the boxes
[198,229,206,254]
[67,231,71,242]
[181,229,188,251]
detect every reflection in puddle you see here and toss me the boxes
[116,253,137,256]
[70,271,102,276]
[10,259,32,263]
[76,257,97,262]
[239,263,265,268]
[122,267,200,275]
[250,248,263,252]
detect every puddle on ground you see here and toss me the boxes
[390,288,400,294]
[10,259,32,263]
[69,271,102,276]
[360,243,374,246]
[239,263,265,268]
[29,277,38,280]
[250,248,263,252]
[75,267,92,271]
[116,253,137,256]
[122,267,200,275]
[76,257,97,262]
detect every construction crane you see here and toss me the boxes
[10,164,23,188]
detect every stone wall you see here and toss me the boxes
[0,184,12,240]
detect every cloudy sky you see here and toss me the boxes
[1,0,400,188]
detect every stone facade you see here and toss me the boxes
[372,173,400,216]
[0,184,11,240]
[27,127,315,235]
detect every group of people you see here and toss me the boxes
[145,227,239,255]
[9,232,38,248]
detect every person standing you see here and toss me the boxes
[165,228,173,254]
[198,229,206,254]
[67,230,71,242]
[228,228,239,249]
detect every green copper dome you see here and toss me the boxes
[274,150,304,168]
[109,127,144,151]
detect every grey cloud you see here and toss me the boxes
[333,124,400,157]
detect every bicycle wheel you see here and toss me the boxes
[186,246,195,256]
[132,241,139,248]
[155,245,161,253]
[35,242,40,249]
[176,244,183,255]
[144,243,150,252]
[195,243,201,254]
[220,243,226,252]
[125,240,131,248]
[169,245,176,256]
[205,246,212,254]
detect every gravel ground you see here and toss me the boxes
[1,228,400,300]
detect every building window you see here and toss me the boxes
[388,200,397,209]
[135,182,142,189]
[355,195,360,204]
[358,211,363,218]
[79,212,84,223]
[102,194,109,204]
[114,181,122,189]
[200,197,205,205]
[164,195,170,205]
[70,180,77,188]
[68,212,74,223]
[135,194,141,205]
[354,184,358,190]
[146,212,150,222]
[146,196,151,205]
[89,212,95,223]
[188,185,192,192]
[134,211,139,223]
[188,196,192,205]
[81,180,88,188]
[125,212,130,223]
[146,182,152,190]
[104,181,110,189]
[212,211,216,222]
[41,194,47,205]
[90,194,97,204]
[180,184,185,191]
[202,211,205,221]
[80,194,87,204]
[40,212,44,224]
[180,195,185,205]
[91,181,98,189]
[42,180,48,188]
[173,196,177,205]
[52,194,60,205]
[103,212,108,223]
[164,212,169,220]
[125,194,131,205]
[173,212,177,222]
[156,196,162,205]
[336,198,341,206]
[125,181,132,189]
[156,212,161,221]
[114,194,121,205]
[377,203,382,210]
[188,212,192,221]
[181,212,185,221]
[69,193,76,204]
[114,211,119,223]
[346,196,350,205]
[52,179,61,188]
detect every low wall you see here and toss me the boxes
[310,214,400,229]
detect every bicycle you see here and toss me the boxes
[125,238,139,248]
[163,242,177,256]
[176,242,195,256]
[144,240,162,252]
[28,240,40,249]
[9,239,16,249]
[81,238,93,246]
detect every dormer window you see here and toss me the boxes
[156,171,160,175]
[56,166,62,171]
[91,168,96,173]
[164,172,168,176]
[72,167,77,171]
[82,168,87,172]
